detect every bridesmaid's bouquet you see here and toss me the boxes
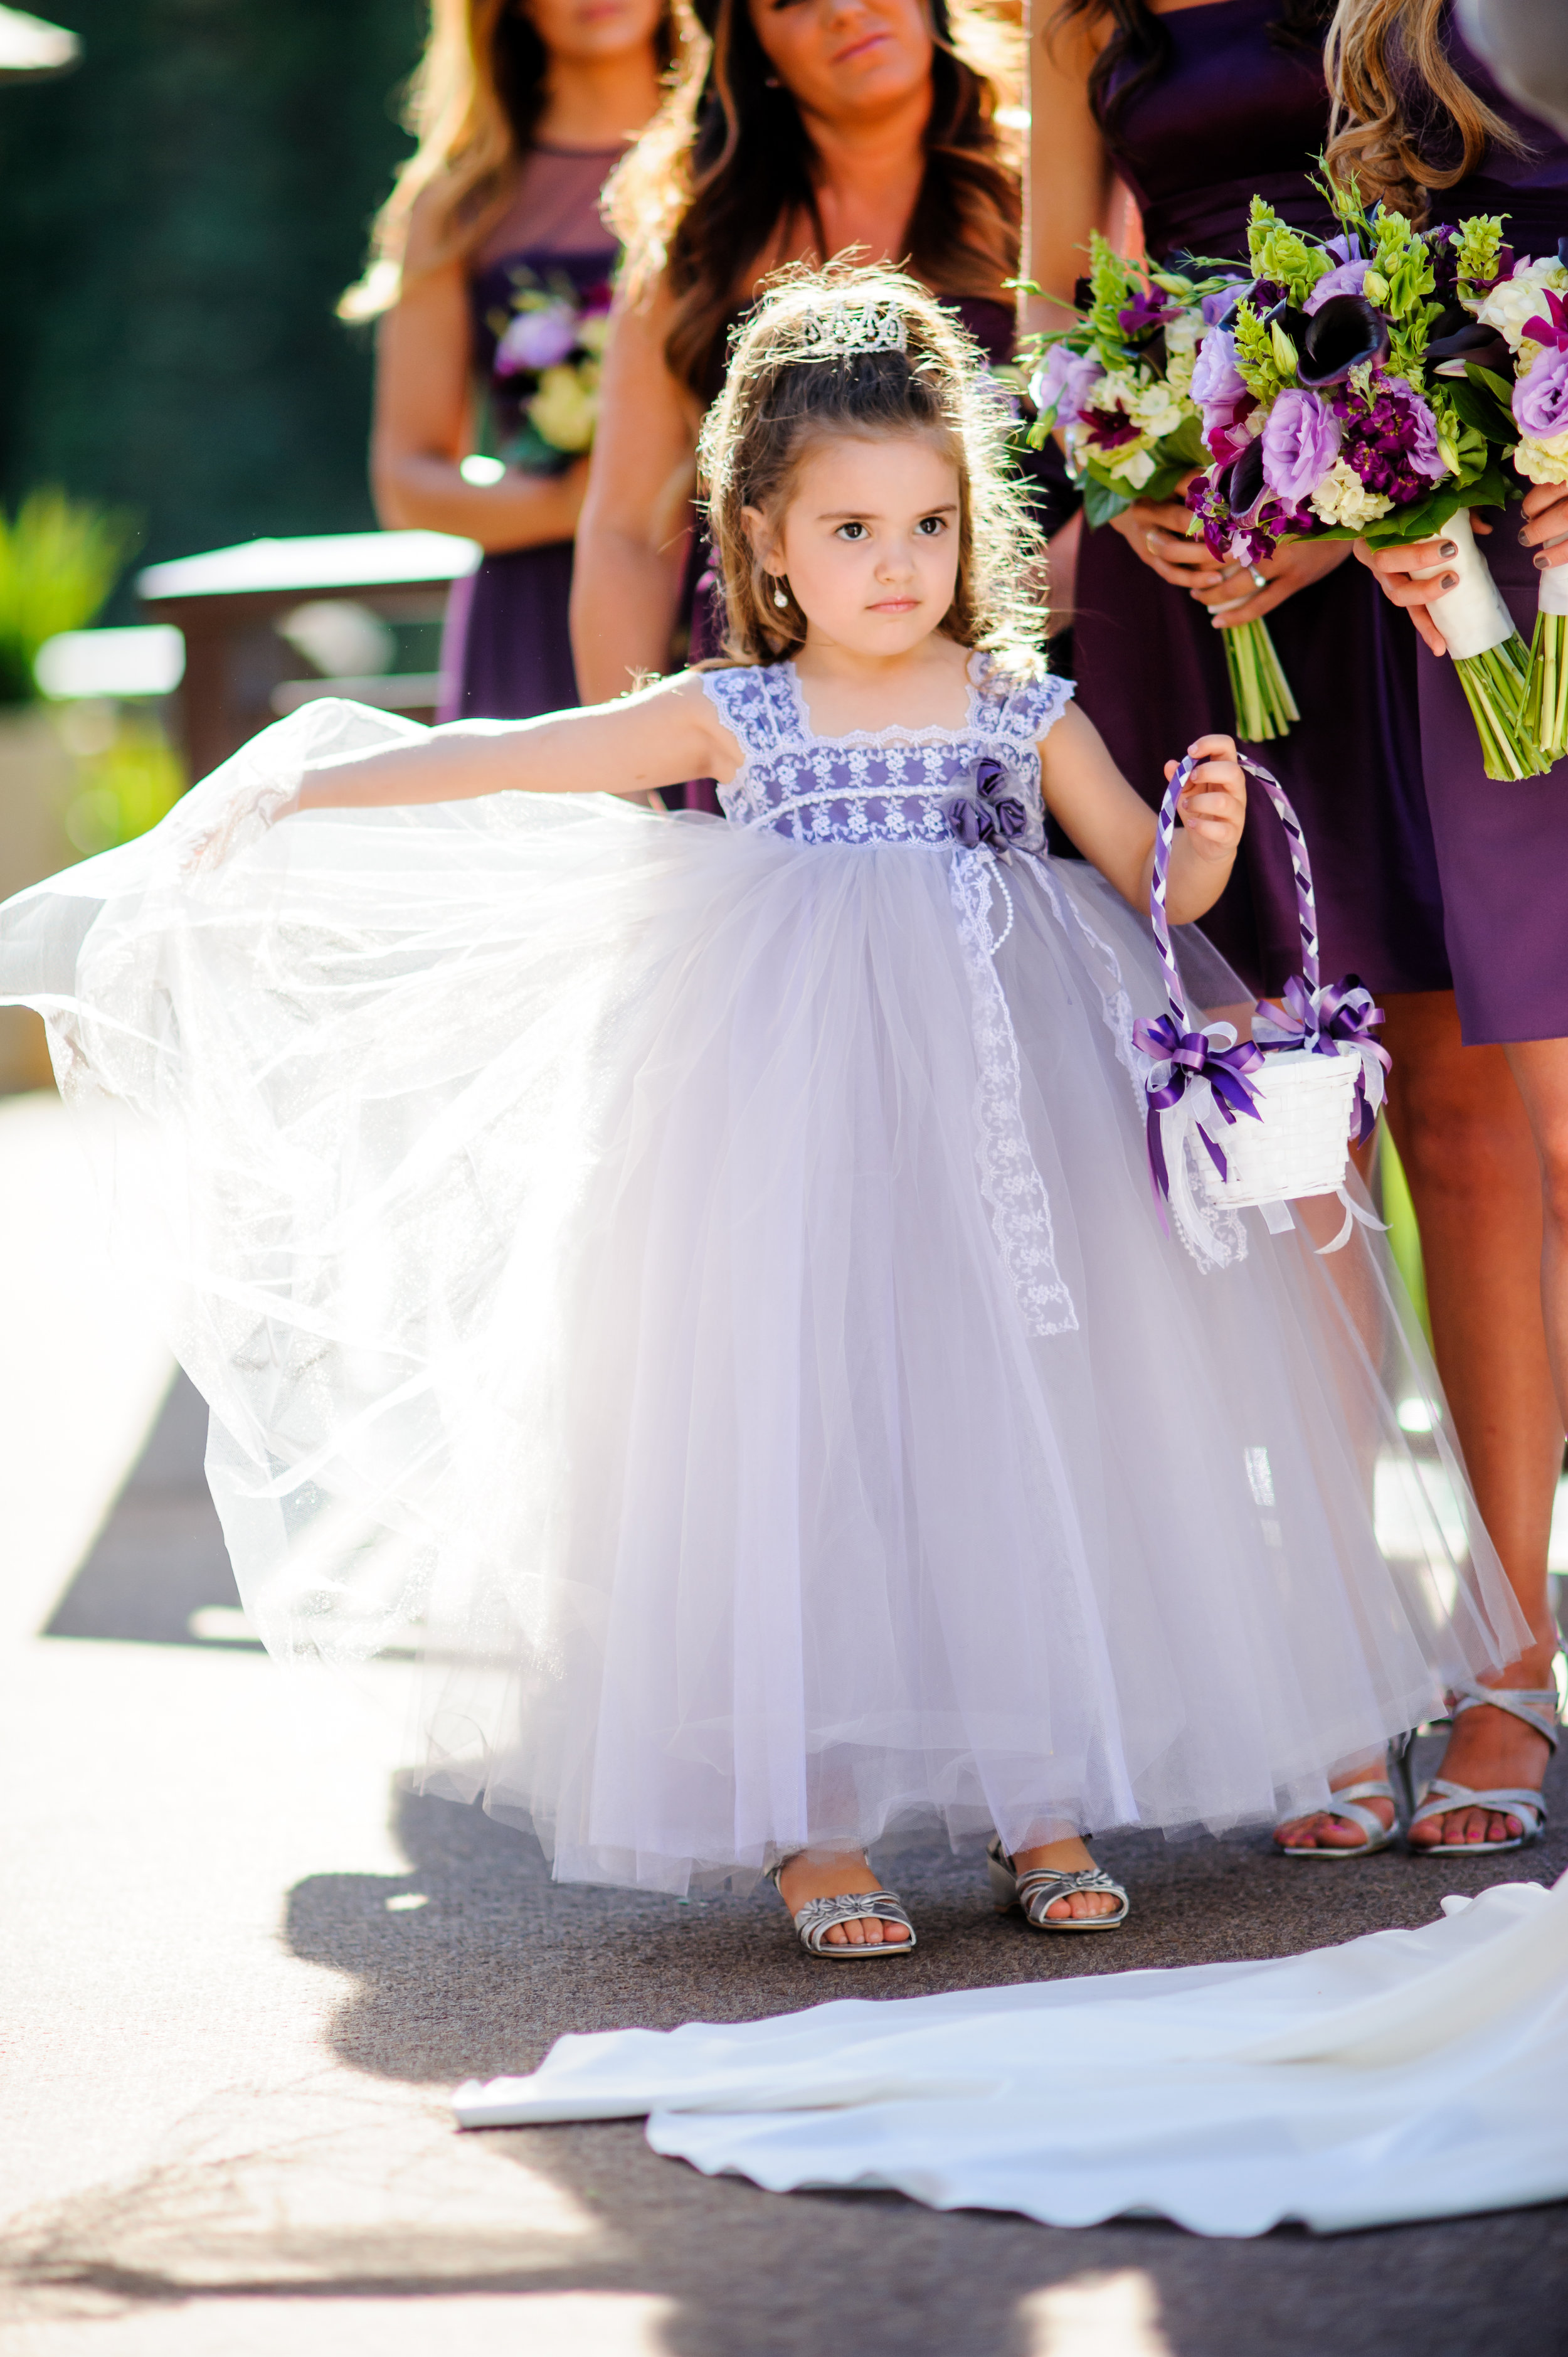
[1024,235,1300,745]
[1461,234,1568,759]
[1185,185,1548,780]
[487,271,614,471]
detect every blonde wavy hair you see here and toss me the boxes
[697,263,1046,669]
[1323,0,1527,223]
[341,0,694,321]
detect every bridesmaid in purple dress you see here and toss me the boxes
[349,0,684,720]
[1337,0,1568,1852]
[1032,0,1560,1860]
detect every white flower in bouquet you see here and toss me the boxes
[1476,256,1568,353]
[529,362,598,454]
[1308,456,1394,529]
[576,311,612,356]
[1515,427,1568,485]
[1107,444,1157,488]
[1162,312,1201,400]
[1130,377,1187,439]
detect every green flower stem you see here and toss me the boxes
[1221,619,1300,743]
[1452,634,1551,782]
[1523,611,1568,765]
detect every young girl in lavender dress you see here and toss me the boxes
[0,271,1523,1952]
[352,0,684,721]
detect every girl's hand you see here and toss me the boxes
[1193,534,1352,627]
[1520,480,1568,575]
[1353,511,1496,657]
[1165,735,1246,865]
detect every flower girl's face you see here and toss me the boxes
[754,431,961,659]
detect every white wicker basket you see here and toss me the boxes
[1145,752,1371,1225]
[1194,1040,1358,1210]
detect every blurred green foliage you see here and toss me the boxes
[0,0,426,615]
[0,490,134,703]
[61,706,185,851]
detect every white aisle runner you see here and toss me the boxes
[453,1875,1568,2237]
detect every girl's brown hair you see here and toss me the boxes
[608,0,1023,404]
[1323,0,1526,223]
[341,0,692,321]
[697,262,1046,668]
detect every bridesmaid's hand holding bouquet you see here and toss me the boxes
[1022,235,1301,745]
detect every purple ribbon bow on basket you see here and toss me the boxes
[1130,1011,1264,1208]
[1251,972,1391,1145]
[1138,748,1392,1265]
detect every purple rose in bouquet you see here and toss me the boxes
[1515,347,1568,439]
[1191,326,1256,462]
[1305,258,1370,312]
[1029,343,1101,427]
[1261,388,1342,507]
[495,304,578,376]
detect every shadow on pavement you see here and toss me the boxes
[269,1778,1568,2357]
[43,1371,250,1648]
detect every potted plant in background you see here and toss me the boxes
[0,490,132,1090]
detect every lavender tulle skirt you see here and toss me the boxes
[0,702,1525,1890]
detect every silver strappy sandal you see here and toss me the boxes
[1407,1683,1560,1856]
[1274,1771,1401,1860]
[986,1835,1130,1932]
[768,1863,918,1959]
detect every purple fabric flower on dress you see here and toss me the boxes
[947,796,993,850]
[1261,388,1342,506]
[1515,345,1568,437]
[495,306,578,375]
[1029,344,1100,427]
[1305,258,1370,314]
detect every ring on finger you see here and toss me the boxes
[1248,564,1268,592]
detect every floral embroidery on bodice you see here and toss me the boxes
[701,655,1073,849]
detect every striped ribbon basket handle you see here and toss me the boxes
[1149,751,1318,1023]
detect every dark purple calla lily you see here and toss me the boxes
[1292,294,1391,389]
[1426,304,1513,378]
[1227,434,1268,523]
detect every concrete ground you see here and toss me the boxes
[3,1090,1567,2357]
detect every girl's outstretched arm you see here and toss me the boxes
[1039,705,1245,925]
[290,673,738,817]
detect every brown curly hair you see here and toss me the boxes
[1323,0,1525,224]
[607,0,1023,403]
[696,262,1046,668]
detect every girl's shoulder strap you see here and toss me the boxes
[698,663,804,762]
[971,654,1076,747]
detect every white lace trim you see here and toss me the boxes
[947,848,1078,1339]
[700,661,1074,843]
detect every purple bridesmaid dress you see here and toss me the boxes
[1407,16,1568,1045]
[438,144,621,722]
[1072,0,1447,1001]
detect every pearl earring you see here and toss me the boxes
[773,580,788,609]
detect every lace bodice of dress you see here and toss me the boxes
[701,656,1074,849]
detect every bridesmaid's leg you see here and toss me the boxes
[1392,997,1560,1848]
[1278,991,1559,1853]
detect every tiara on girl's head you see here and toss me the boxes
[786,297,909,362]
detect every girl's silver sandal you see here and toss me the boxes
[1274,1774,1401,1860]
[986,1835,1129,1932]
[768,1863,917,1958]
[1408,1684,1560,1857]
